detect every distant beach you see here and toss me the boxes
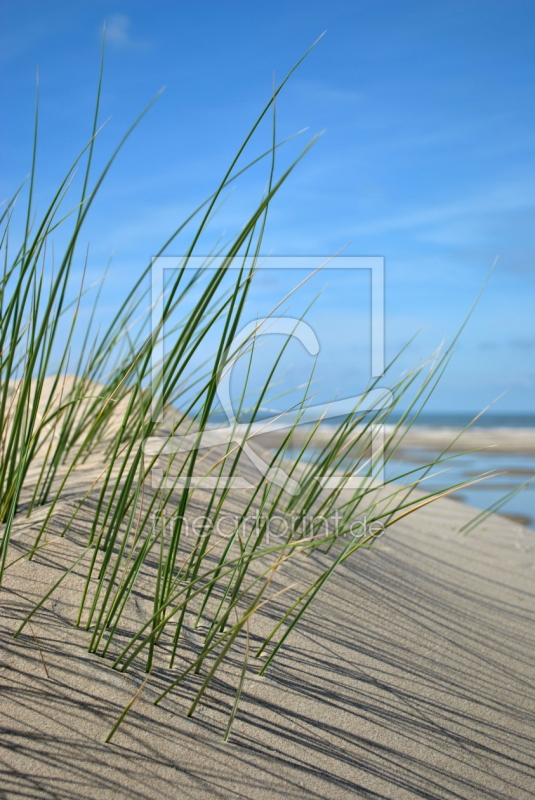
[248,414,535,529]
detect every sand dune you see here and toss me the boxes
[1,409,534,799]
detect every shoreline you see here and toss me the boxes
[248,422,535,453]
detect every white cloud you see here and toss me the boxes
[288,79,366,106]
[352,176,535,240]
[105,14,150,51]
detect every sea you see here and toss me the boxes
[384,412,535,529]
[208,409,535,529]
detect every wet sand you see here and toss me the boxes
[252,421,535,454]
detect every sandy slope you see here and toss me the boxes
[1,412,534,799]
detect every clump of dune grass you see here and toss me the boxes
[0,37,514,743]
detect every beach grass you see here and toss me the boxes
[0,39,514,743]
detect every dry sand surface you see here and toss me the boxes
[1,404,534,799]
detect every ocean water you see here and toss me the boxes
[209,407,535,529]
[386,447,535,530]
[385,413,535,528]
[387,412,535,430]
[210,408,535,430]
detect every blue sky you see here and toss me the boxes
[1,0,534,413]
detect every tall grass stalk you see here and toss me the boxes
[1,40,509,743]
